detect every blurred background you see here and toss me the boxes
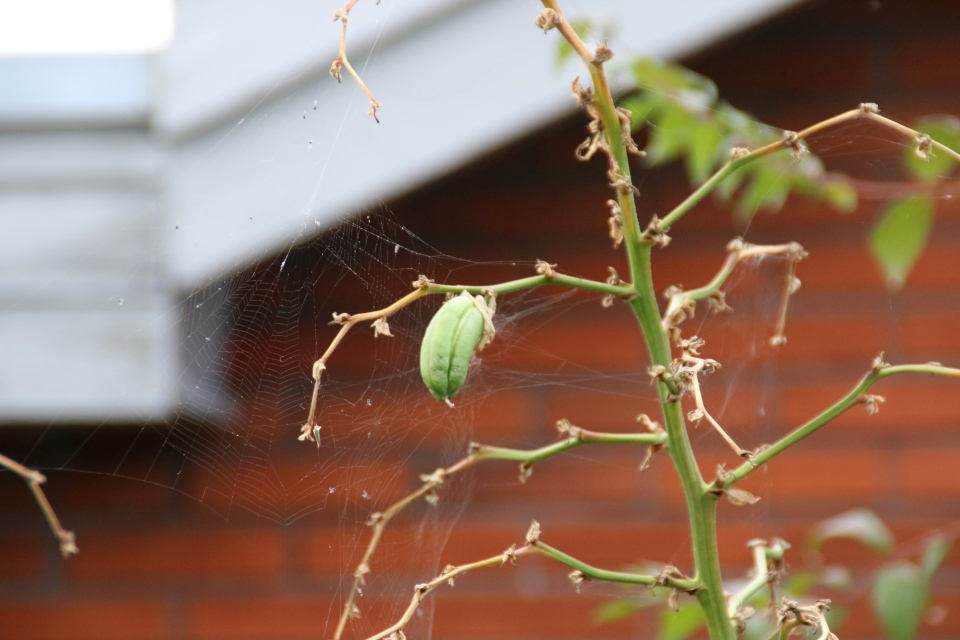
[1,0,959,639]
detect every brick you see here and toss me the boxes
[694,38,869,93]
[896,38,960,87]
[793,246,885,291]
[905,313,960,355]
[432,593,645,639]
[777,314,884,361]
[659,449,886,504]
[491,316,646,372]
[0,536,43,580]
[188,597,332,640]
[780,379,960,434]
[66,528,283,581]
[440,190,611,236]
[468,391,529,441]
[472,450,644,504]
[303,521,456,575]
[546,390,662,433]
[909,244,960,288]
[42,471,172,516]
[183,456,413,522]
[902,450,960,497]
[0,600,165,640]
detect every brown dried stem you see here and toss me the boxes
[362,545,537,640]
[662,239,807,346]
[303,273,635,443]
[0,452,76,557]
[728,539,789,619]
[363,520,698,640]
[680,353,747,459]
[333,420,667,640]
[331,0,383,122]
[302,287,427,442]
[776,599,838,640]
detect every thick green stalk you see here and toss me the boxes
[591,50,737,640]
[539,3,735,636]
[628,248,733,640]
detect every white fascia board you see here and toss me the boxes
[0,57,151,128]
[163,0,803,286]
[0,130,178,422]
[154,0,467,139]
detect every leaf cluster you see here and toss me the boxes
[618,57,857,218]
[595,510,953,640]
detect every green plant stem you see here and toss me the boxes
[660,152,771,231]
[533,541,700,590]
[475,431,666,464]
[721,363,960,488]
[727,541,786,616]
[427,273,632,297]
[542,3,737,637]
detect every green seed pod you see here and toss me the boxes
[420,293,486,403]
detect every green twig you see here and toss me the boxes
[720,363,960,489]
[333,422,665,640]
[659,104,960,231]
[538,3,735,638]
[475,425,665,464]
[533,540,700,590]
[727,539,788,617]
[427,273,633,297]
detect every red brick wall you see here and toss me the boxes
[3,0,960,639]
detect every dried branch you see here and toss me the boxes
[680,350,747,459]
[659,103,960,232]
[727,538,789,621]
[302,273,635,442]
[776,599,838,640]
[0,452,77,558]
[662,239,807,346]
[332,420,667,640]
[362,545,536,640]
[331,0,383,121]
[363,520,699,640]
[302,286,428,441]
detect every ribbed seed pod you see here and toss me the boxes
[420,294,486,403]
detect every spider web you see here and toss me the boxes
[2,3,958,640]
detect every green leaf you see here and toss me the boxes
[903,115,960,183]
[736,165,789,218]
[660,605,706,640]
[869,197,935,290]
[618,94,659,132]
[685,118,725,184]
[808,509,895,555]
[826,604,849,635]
[919,534,952,580]
[817,565,853,591]
[554,19,594,70]
[784,571,819,596]
[714,161,748,201]
[822,178,858,214]
[645,105,694,165]
[594,599,640,625]
[871,562,929,640]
